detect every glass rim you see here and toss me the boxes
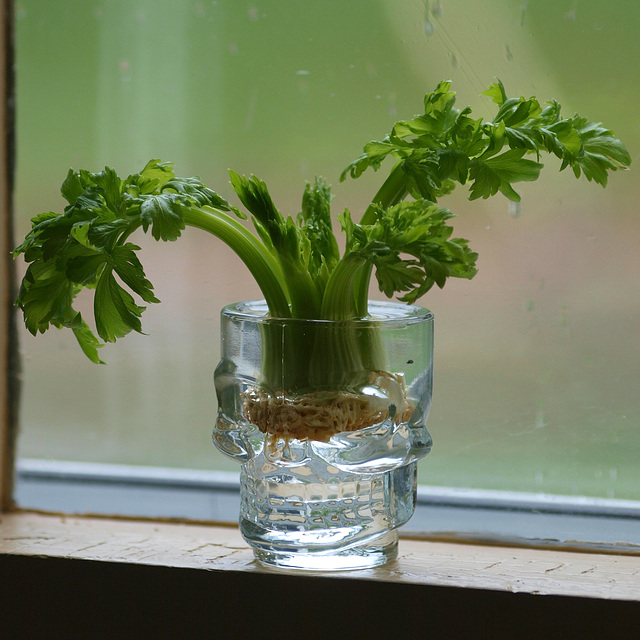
[220,299,434,327]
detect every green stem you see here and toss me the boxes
[312,252,387,387]
[183,206,291,318]
[278,257,322,319]
[355,162,409,315]
[360,161,409,225]
[321,253,368,320]
[184,207,321,392]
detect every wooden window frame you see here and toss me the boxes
[0,0,15,514]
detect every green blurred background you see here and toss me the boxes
[13,0,640,499]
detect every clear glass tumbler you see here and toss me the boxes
[213,300,433,570]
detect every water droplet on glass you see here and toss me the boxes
[423,20,435,35]
[248,5,259,22]
[519,0,529,27]
[505,44,514,61]
[450,52,459,68]
[509,201,521,217]
[431,1,442,17]
[119,60,131,83]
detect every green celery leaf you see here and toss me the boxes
[68,313,105,364]
[339,200,477,304]
[468,149,543,201]
[299,177,340,294]
[569,117,632,185]
[17,262,78,334]
[436,149,471,184]
[60,169,86,205]
[134,159,176,193]
[108,244,159,304]
[94,270,146,342]
[401,148,442,200]
[162,175,241,215]
[482,79,508,106]
[91,166,124,213]
[375,261,424,299]
[140,192,186,241]
[15,159,294,361]
[229,172,286,235]
[230,171,321,318]
[339,144,394,181]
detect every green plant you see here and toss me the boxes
[14,80,630,437]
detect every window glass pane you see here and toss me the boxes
[14,0,639,500]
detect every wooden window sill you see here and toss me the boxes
[1,511,639,637]
[0,510,638,599]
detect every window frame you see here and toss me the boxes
[13,457,640,553]
[0,0,15,514]
[0,5,638,633]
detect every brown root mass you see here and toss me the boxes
[242,372,412,443]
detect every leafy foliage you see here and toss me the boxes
[14,160,237,361]
[342,79,630,206]
[14,81,630,363]
[299,177,340,294]
[340,200,477,304]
